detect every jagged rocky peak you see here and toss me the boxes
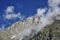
[0,13,60,40]
[0,13,41,40]
[7,13,41,30]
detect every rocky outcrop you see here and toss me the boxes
[0,14,41,40]
[28,20,60,40]
[0,14,60,40]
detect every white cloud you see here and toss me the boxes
[48,0,60,7]
[4,6,24,20]
[6,6,14,13]
[36,8,47,16]
[5,12,21,19]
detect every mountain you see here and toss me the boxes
[0,13,60,40]
[29,20,60,40]
[0,13,41,40]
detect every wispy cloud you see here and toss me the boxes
[6,6,14,13]
[4,6,24,20]
[36,8,47,16]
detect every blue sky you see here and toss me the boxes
[0,0,48,28]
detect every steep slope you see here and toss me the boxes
[0,13,60,40]
[29,20,60,40]
[0,14,41,40]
